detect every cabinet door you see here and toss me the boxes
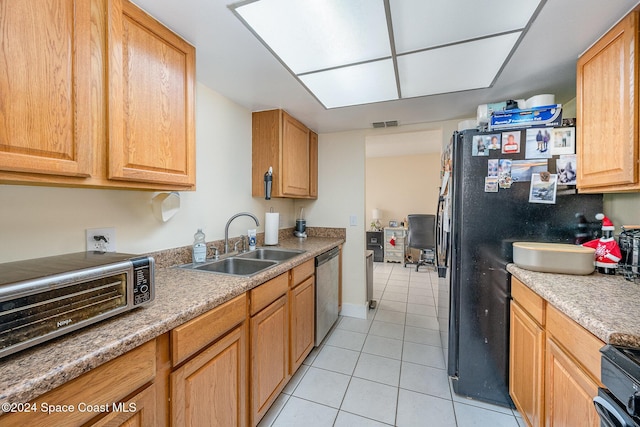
[171,323,247,427]
[281,112,310,197]
[509,302,544,427]
[108,0,195,187]
[89,384,156,427]
[250,295,289,426]
[545,338,600,427]
[577,9,639,191]
[309,131,318,199]
[0,0,92,178]
[290,276,315,373]
[0,340,156,427]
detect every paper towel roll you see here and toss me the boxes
[264,212,279,245]
[525,94,555,108]
[457,119,477,131]
[477,104,489,123]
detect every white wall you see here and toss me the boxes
[0,83,295,262]
[296,130,367,318]
[605,193,640,227]
[365,153,441,227]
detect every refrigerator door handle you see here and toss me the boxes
[435,195,449,278]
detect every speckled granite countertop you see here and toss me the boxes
[507,264,640,348]
[0,236,344,409]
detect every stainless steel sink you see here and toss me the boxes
[177,247,305,276]
[181,257,278,276]
[237,247,305,262]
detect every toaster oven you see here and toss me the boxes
[0,251,154,359]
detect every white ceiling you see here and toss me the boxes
[230,0,540,108]
[130,0,638,134]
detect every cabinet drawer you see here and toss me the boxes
[291,259,314,287]
[250,273,288,316]
[1,339,156,427]
[546,304,604,383]
[511,278,545,326]
[171,293,247,366]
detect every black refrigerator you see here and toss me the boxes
[436,128,603,407]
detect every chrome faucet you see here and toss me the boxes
[224,212,260,253]
[234,236,247,253]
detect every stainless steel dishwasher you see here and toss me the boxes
[315,246,340,346]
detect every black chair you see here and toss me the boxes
[404,214,436,272]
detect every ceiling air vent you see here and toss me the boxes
[372,121,398,128]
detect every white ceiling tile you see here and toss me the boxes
[390,0,541,54]
[235,0,391,74]
[299,60,398,108]
[397,32,522,98]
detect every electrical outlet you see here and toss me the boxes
[86,227,116,252]
[349,215,357,226]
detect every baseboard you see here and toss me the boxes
[339,303,368,319]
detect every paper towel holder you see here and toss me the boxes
[151,192,180,222]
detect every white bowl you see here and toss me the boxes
[512,242,595,275]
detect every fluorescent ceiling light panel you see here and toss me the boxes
[299,59,398,108]
[231,0,543,108]
[390,0,541,54]
[234,0,390,74]
[398,32,522,97]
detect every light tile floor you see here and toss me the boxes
[259,262,525,427]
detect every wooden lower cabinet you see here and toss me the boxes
[0,257,334,427]
[509,301,544,427]
[89,384,157,427]
[171,323,247,427]
[509,277,604,427]
[250,294,289,426]
[289,276,315,373]
[545,338,600,427]
[0,340,156,427]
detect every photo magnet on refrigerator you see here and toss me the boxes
[485,177,499,192]
[501,132,521,154]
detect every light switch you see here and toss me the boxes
[349,215,357,226]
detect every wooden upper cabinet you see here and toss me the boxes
[252,110,318,199]
[108,0,196,187]
[281,113,310,196]
[0,0,195,190]
[577,7,640,192]
[0,0,93,178]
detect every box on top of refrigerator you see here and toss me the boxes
[489,104,562,130]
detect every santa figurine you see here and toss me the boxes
[582,213,621,275]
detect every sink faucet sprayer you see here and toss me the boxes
[224,212,260,253]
